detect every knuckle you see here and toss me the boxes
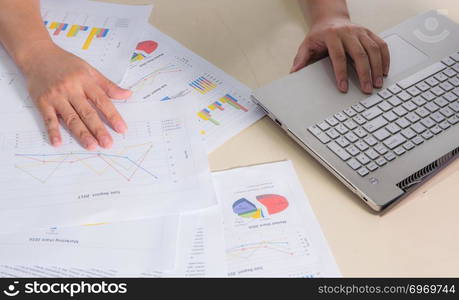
[337,70,348,79]
[79,131,91,141]
[107,113,120,125]
[381,41,389,52]
[80,109,97,121]
[333,51,346,61]
[325,25,342,36]
[43,116,56,127]
[91,94,108,108]
[64,112,80,128]
[368,42,380,52]
[355,49,368,59]
[94,127,108,138]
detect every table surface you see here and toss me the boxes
[109,0,459,277]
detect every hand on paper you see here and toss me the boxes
[22,42,132,150]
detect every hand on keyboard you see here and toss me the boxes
[309,52,459,177]
[291,17,390,94]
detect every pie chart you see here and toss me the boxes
[131,40,158,62]
[232,194,289,219]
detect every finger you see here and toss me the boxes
[290,41,312,73]
[342,36,373,94]
[360,34,384,88]
[85,85,128,134]
[325,36,349,93]
[68,94,113,149]
[94,71,132,100]
[53,99,98,151]
[36,101,62,147]
[369,32,390,76]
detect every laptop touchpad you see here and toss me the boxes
[384,34,429,77]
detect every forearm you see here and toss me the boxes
[300,0,350,26]
[0,0,54,72]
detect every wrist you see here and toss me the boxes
[311,14,351,28]
[15,39,57,75]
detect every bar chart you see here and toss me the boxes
[44,20,110,50]
[189,75,219,95]
[197,94,249,126]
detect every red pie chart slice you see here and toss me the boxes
[256,194,288,215]
[136,40,158,54]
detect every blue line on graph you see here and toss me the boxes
[15,152,159,179]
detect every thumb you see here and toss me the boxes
[104,79,132,100]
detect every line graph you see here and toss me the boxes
[14,143,158,184]
[129,64,183,92]
[226,240,295,259]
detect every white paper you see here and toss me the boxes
[0,209,227,278]
[40,0,152,83]
[0,216,180,275]
[0,47,34,114]
[0,100,216,234]
[146,207,227,278]
[213,161,341,277]
[119,26,265,152]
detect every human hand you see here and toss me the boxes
[291,17,390,94]
[21,42,132,150]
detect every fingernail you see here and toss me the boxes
[384,67,389,76]
[115,121,127,133]
[339,80,348,92]
[51,137,61,147]
[100,135,112,148]
[375,77,383,88]
[84,137,97,150]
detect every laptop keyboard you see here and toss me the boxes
[308,51,459,177]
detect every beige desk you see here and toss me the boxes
[111,0,459,277]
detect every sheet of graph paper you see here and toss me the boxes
[0,216,179,276]
[0,100,216,234]
[40,0,152,83]
[119,26,265,152]
[212,161,341,278]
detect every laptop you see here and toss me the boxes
[252,11,459,211]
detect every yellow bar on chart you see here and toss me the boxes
[197,111,210,121]
[49,21,59,29]
[67,24,79,37]
[82,27,100,50]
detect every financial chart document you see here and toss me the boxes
[0,101,216,234]
[146,207,227,278]
[40,0,152,83]
[213,161,341,278]
[0,210,227,278]
[119,26,265,152]
[0,216,180,277]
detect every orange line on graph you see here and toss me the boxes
[98,154,132,182]
[14,143,156,183]
[227,241,294,259]
[126,145,153,180]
